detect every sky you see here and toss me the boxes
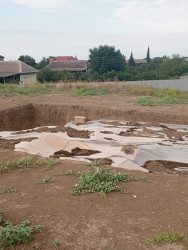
[1,0,188,62]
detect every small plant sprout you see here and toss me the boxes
[34,240,46,249]
[37,176,52,184]
[54,238,61,247]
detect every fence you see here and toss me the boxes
[119,79,188,91]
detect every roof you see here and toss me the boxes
[0,60,38,77]
[0,55,4,59]
[126,59,148,64]
[135,59,148,64]
[49,56,77,63]
[46,60,88,72]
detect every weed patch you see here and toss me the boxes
[158,95,179,105]
[0,83,61,97]
[135,95,180,106]
[0,186,17,194]
[145,232,188,245]
[135,97,155,106]
[58,161,150,197]
[37,176,52,184]
[69,85,109,97]
[0,157,59,175]
[0,214,43,249]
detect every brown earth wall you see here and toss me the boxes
[0,103,188,131]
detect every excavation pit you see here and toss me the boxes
[0,104,188,175]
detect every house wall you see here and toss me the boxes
[20,73,37,84]
[0,74,20,84]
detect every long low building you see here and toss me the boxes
[0,60,37,84]
[45,60,88,72]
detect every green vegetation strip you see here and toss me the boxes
[0,186,17,194]
[0,214,43,249]
[37,176,52,184]
[135,95,179,106]
[0,157,59,174]
[69,85,109,97]
[0,83,60,97]
[145,232,188,245]
[1,82,188,101]
[56,162,150,197]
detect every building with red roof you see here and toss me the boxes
[49,56,77,63]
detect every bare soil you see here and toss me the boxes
[52,147,100,158]
[0,93,188,250]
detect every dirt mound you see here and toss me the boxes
[159,124,188,140]
[143,160,188,176]
[0,137,38,150]
[121,145,137,155]
[101,131,114,134]
[89,158,114,167]
[13,126,92,139]
[119,127,138,136]
[65,127,92,139]
[52,147,100,158]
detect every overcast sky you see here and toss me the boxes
[1,0,188,61]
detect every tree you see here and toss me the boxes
[88,45,126,74]
[159,57,188,77]
[35,57,49,69]
[128,52,136,67]
[146,46,150,64]
[18,55,36,67]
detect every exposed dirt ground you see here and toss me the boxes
[0,93,188,250]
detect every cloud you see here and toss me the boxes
[10,0,70,10]
[115,0,188,33]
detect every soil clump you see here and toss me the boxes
[52,147,100,158]
[143,160,188,176]
[0,137,38,150]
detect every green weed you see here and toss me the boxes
[0,157,59,175]
[0,186,17,194]
[0,157,36,174]
[39,159,60,170]
[53,238,61,247]
[0,214,43,249]
[37,176,52,184]
[158,95,179,105]
[34,240,46,249]
[69,85,109,97]
[135,96,155,106]
[145,232,188,245]
[59,162,150,197]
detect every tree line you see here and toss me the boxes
[18,45,188,83]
